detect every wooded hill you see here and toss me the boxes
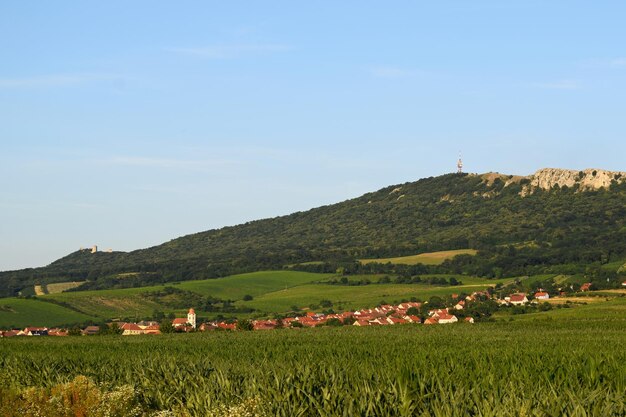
[2,169,626,297]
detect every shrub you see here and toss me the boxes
[0,376,143,417]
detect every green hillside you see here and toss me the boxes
[237,278,512,314]
[0,271,328,326]
[0,271,511,327]
[2,171,626,296]
[43,271,328,319]
[0,298,95,328]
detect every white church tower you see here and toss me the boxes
[187,308,196,329]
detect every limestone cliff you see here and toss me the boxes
[526,168,626,192]
[476,168,626,196]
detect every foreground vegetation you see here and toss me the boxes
[1,317,624,416]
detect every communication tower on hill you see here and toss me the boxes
[457,153,463,174]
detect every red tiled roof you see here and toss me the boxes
[406,315,421,323]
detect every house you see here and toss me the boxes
[121,323,143,336]
[137,321,159,328]
[437,314,458,324]
[0,330,19,337]
[282,318,297,327]
[424,317,439,325]
[622,281,626,287]
[404,315,422,324]
[509,294,528,306]
[580,283,592,292]
[199,322,218,332]
[386,317,408,325]
[217,322,235,330]
[48,328,68,336]
[352,319,371,327]
[397,302,421,310]
[172,318,190,329]
[171,308,196,330]
[23,327,48,336]
[82,326,100,336]
[253,320,277,330]
[534,292,550,300]
[428,308,449,317]
[141,325,161,335]
[465,317,475,324]
[297,317,319,327]
[454,300,465,310]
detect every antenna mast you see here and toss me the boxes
[457,153,463,174]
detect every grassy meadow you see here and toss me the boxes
[0,271,330,326]
[359,249,478,265]
[0,298,94,328]
[238,277,512,313]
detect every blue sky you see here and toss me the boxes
[1,1,626,271]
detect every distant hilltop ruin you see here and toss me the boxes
[79,245,113,253]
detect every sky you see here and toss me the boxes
[1,1,626,271]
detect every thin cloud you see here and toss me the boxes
[166,43,291,59]
[533,79,581,90]
[610,58,626,68]
[107,156,240,171]
[369,66,416,79]
[0,73,123,89]
[579,58,626,70]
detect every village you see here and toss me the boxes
[1,283,603,338]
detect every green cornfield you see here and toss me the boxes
[1,321,625,416]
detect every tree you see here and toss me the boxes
[159,319,174,334]
[68,327,82,336]
[406,307,420,316]
[342,316,356,326]
[319,299,333,308]
[379,276,391,284]
[236,319,253,331]
[243,294,253,301]
[427,296,445,309]
[99,322,122,335]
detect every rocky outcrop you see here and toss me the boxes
[527,168,626,192]
[477,168,625,197]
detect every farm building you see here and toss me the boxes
[509,294,529,306]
